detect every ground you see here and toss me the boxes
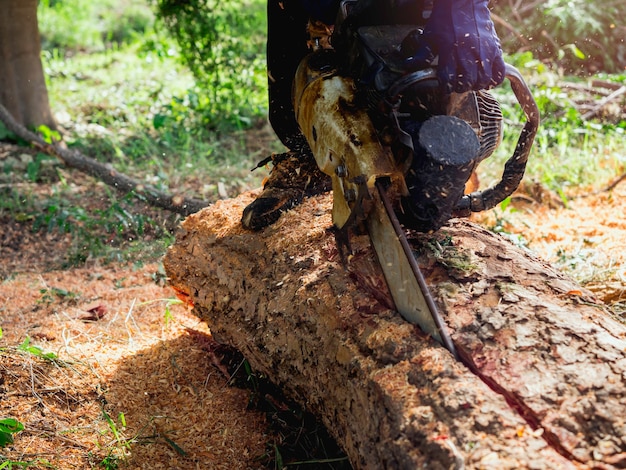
[1,142,625,468]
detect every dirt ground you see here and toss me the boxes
[1,147,625,468]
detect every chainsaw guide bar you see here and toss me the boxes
[369,179,458,358]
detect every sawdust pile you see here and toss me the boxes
[0,264,268,469]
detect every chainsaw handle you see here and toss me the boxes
[454,64,540,216]
[384,63,539,215]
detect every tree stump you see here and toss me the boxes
[164,191,626,470]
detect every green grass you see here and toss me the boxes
[40,0,270,187]
[478,53,626,196]
[43,45,264,181]
[38,0,155,52]
[0,0,273,268]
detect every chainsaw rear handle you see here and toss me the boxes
[454,64,540,216]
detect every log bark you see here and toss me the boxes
[164,191,626,470]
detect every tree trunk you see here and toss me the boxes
[0,0,56,130]
[164,192,626,470]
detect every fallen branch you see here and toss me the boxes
[0,103,209,216]
[582,85,626,120]
[580,172,626,197]
[603,172,626,191]
[559,82,613,97]
[491,12,530,46]
[509,0,545,20]
[592,79,626,92]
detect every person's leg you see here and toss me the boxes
[241,0,331,231]
[267,0,309,151]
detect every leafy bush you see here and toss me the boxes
[494,0,626,74]
[483,51,626,196]
[151,0,268,130]
[0,418,24,448]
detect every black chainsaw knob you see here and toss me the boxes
[401,114,480,232]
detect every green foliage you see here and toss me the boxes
[98,410,130,469]
[102,411,130,451]
[25,153,56,183]
[35,125,61,145]
[0,188,33,220]
[17,337,66,365]
[38,0,155,53]
[98,454,120,470]
[482,55,626,195]
[33,192,148,237]
[487,199,530,249]
[29,190,170,266]
[0,179,174,267]
[152,0,268,130]
[0,374,29,467]
[0,460,30,469]
[0,419,24,448]
[0,416,36,467]
[495,0,626,74]
[0,121,16,141]
[38,287,79,305]
[162,300,176,328]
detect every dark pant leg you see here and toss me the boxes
[267,0,310,153]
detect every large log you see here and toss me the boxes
[164,191,626,470]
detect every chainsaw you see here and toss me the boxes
[293,1,540,358]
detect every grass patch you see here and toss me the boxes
[40,30,270,205]
[477,53,626,196]
[38,0,155,53]
[7,0,272,268]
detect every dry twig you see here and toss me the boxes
[559,82,613,97]
[491,12,530,46]
[600,173,626,193]
[592,80,626,92]
[581,86,626,120]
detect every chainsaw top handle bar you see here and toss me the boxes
[455,64,540,215]
[386,63,540,216]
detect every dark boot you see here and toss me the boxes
[241,151,331,230]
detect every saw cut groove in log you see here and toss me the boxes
[421,226,626,468]
[165,192,626,470]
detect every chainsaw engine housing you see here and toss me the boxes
[296,0,537,234]
[338,18,504,232]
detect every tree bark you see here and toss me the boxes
[0,0,56,130]
[164,192,626,470]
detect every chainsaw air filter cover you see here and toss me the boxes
[400,114,480,232]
